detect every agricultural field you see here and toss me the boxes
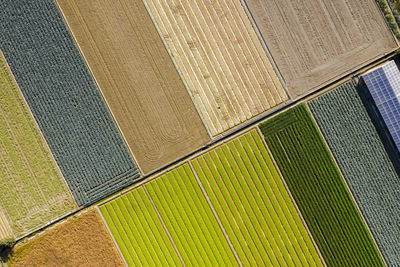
[101,130,322,266]
[101,164,237,266]
[259,105,384,266]
[191,130,322,266]
[309,80,400,266]
[7,211,124,267]
[375,0,400,39]
[0,53,75,239]
[244,0,397,97]
[0,0,140,206]
[143,0,289,137]
[56,0,210,174]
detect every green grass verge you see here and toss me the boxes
[191,130,322,266]
[0,55,75,238]
[259,104,384,267]
[376,0,400,39]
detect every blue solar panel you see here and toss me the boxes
[362,60,400,151]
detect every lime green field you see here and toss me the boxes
[0,53,76,239]
[100,130,322,266]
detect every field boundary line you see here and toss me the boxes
[0,50,77,207]
[377,0,400,45]
[141,0,213,139]
[255,127,327,267]
[0,50,78,239]
[54,1,144,177]
[239,0,290,99]
[188,161,242,266]
[96,206,128,267]
[305,104,387,266]
[143,187,185,266]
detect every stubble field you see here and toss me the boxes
[244,0,397,97]
[143,0,289,137]
[8,211,124,267]
[56,0,210,174]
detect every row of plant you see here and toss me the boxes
[309,80,400,266]
[375,0,400,39]
[0,55,75,238]
[259,104,384,266]
[100,131,322,266]
[0,0,140,206]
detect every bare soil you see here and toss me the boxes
[245,0,398,97]
[56,0,210,174]
[7,211,124,267]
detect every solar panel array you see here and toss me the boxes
[362,61,400,151]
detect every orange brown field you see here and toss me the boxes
[56,0,210,174]
[244,0,397,97]
[7,210,124,267]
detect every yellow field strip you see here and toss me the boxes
[143,0,289,137]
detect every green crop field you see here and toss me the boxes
[191,130,322,266]
[101,130,322,266]
[0,53,75,238]
[101,164,237,266]
[259,104,384,266]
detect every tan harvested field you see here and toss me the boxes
[0,206,12,240]
[143,0,289,137]
[56,0,210,174]
[244,0,398,97]
[8,211,124,267]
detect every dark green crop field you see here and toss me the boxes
[0,0,140,206]
[259,104,384,266]
[309,80,400,266]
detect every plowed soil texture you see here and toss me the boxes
[244,0,397,97]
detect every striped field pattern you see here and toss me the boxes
[0,52,75,238]
[191,130,322,266]
[0,0,140,206]
[143,0,288,137]
[101,164,237,266]
[309,80,400,266]
[100,130,322,266]
[260,104,384,266]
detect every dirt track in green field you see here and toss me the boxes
[100,130,321,266]
[0,52,75,239]
[259,104,384,266]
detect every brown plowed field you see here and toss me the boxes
[8,211,124,267]
[143,0,289,137]
[56,0,210,174]
[244,0,397,97]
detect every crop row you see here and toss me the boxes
[100,130,321,266]
[309,80,400,266]
[0,53,75,238]
[259,104,384,266]
[0,0,140,206]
